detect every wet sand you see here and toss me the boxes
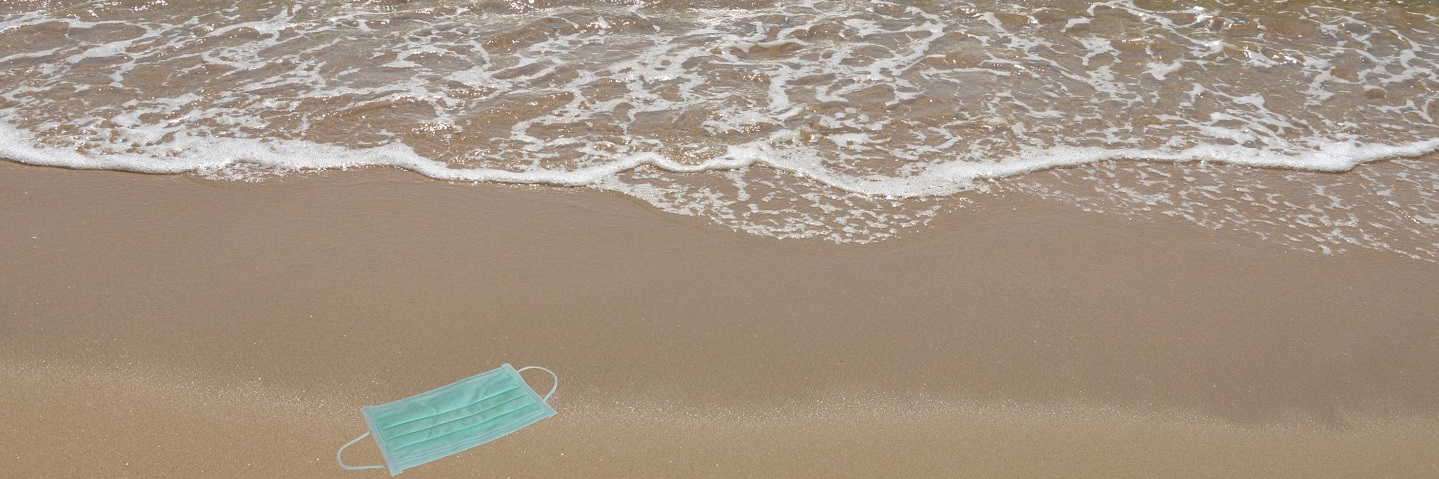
[3,160,1437,478]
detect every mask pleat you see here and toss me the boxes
[376,386,524,437]
[387,400,540,451]
[365,368,516,428]
[354,364,558,474]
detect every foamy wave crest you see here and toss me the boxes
[2,0,1438,247]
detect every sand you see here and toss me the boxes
[3,160,1437,478]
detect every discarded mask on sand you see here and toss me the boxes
[336,364,558,475]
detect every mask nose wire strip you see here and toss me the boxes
[336,432,386,470]
[517,366,559,401]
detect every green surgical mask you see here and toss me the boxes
[336,364,558,475]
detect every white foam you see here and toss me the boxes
[1145,60,1182,80]
[2,0,1438,249]
[6,117,1433,198]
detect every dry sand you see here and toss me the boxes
[3,160,1437,478]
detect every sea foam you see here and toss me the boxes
[1,0,1438,251]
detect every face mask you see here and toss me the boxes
[336,364,558,475]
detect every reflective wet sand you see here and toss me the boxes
[4,161,1436,477]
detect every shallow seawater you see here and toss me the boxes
[1,0,1436,253]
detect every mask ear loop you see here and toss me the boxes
[336,432,386,470]
[517,366,559,401]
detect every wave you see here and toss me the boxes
[2,0,1438,249]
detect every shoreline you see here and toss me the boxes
[3,160,1437,477]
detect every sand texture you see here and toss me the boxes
[3,161,1438,478]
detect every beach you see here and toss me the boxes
[4,160,1437,478]
[5,1,1439,474]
